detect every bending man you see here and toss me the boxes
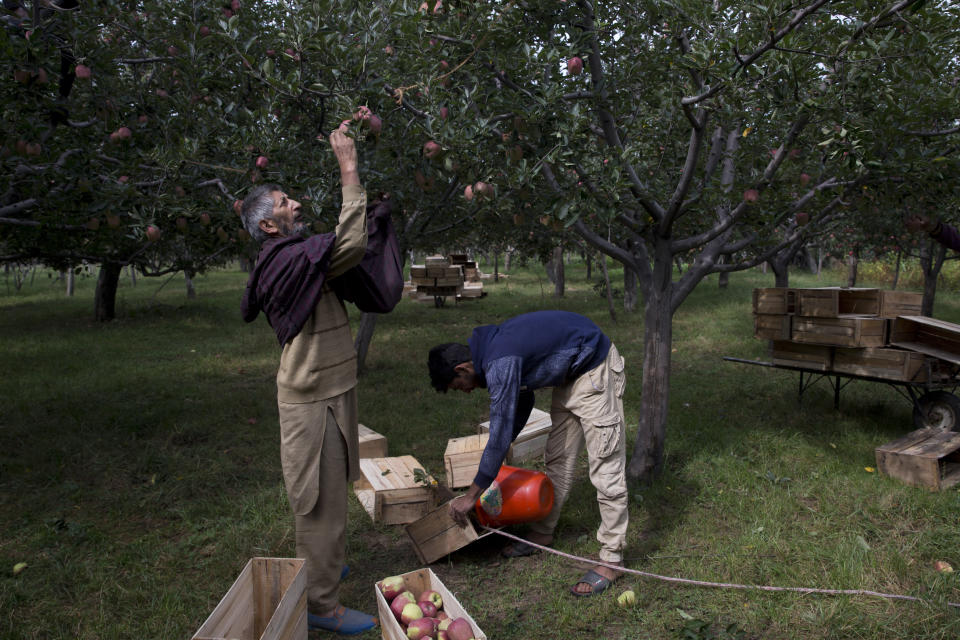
[428,310,629,597]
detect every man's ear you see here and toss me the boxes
[258,217,279,236]
[453,362,473,374]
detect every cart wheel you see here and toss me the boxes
[912,391,960,431]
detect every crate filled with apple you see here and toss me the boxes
[375,568,486,640]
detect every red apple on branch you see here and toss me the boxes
[145,225,162,242]
[743,188,759,203]
[567,56,584,75]
[423,141,442,159]
[463,185,474,201]
[75,64,92,79]
[795,211,810,226]
[255,155,269,169]
[799,172,811,186]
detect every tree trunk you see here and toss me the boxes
[600,254,616,323]
[623,263,638,312]
[627,288,672,483]
[66,269,75,297]
[585,251,592,280]
[504,249,511,272]
[892,248,902,290]
[920,240,947,317]
[846,249,859,288]
[94,262,121,322]
[552,246,564,297]
[354,312,378,373]
[184,269,196,299]
[493,252,499,283]
[128,265,137,286]
[769,260,789,288]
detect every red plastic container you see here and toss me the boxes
[474,465,554,527]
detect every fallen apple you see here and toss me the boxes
[616,589,636,607]
[934,560,954,573]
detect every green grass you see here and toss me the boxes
[2,261,960,639]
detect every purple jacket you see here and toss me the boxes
[241,232,337,346]
[932,222,960,252]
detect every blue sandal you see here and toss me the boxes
[307,606,377,635]
[570,569,614,597]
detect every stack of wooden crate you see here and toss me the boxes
[449,254,485,298]
[409,255,464,298]
[753,287,927,380]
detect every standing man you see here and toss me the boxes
[240,122,376,634]
[427,310,629,597]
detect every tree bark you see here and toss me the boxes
[585,251,592,280]
[920,240,947,317]
[94,262,121,322]
[552,246,564,297]
[184,269,196,299]
[66,268,75,297]
[627,288,672,483]
[623,262,638,312]
[493,252,499,283]
[846,249,859,288]
[717,255,729,289]
[600,253,616,323]
[354,312,378,373]
[892,248,902,290]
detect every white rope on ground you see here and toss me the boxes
[479,525,960,609]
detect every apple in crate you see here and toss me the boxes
[419,589,443,610]
[390,594,414,621]
[379,575,406,601]
[446,617,475,640]
[401,602,424,625]
[418,600,437,617]
[406,617,437,639]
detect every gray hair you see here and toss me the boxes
[241,183,282,245]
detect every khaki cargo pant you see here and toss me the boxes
[277,388,358,614]
[529,344,629,564]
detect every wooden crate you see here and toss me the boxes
[795,287,881,317]
[424,255,449,267]
[770,340,833,371]
[791,316,887,347]
[375,567,487,640]
[192,558,306,640]
[354,456,437,525]
[832,347,928,382]
[876,428,960,490]
[752,288,795,315]
[890,316,960,366]
[405,499,493,564]
[409,265,427,278]
[478,407,552,464]
[443,433,490,488]
[753,313,791,341]
[358,423,388,459]
[878,290,923,318]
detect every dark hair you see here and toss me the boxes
[428,343,472,393]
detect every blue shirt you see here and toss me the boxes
[469,311,611,489]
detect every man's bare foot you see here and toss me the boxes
[571,563,623,596]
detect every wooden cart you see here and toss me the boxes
[723,351,960,430]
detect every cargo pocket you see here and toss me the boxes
[610,350,626,398]
[589,414,624,459]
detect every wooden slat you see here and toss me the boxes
[357,423,388,459]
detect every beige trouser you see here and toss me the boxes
[529,344,629,564]
[278,388,358,613]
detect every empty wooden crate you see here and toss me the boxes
[890,316,960,366]
[192,558,306,640]
[754,313,791,341]
[770,340,833,371]
[832,347,928,382]
[405,499,491,564]
[876,428,960,490]
[878,290,923,317]
[752,288,795,315]
[794,287,881,317]
[791,316,886,348]
[478,407,552,464]
[375,567,487,640]
[354,456,437,525]
[358,423,388,459]
[443,433,490,488]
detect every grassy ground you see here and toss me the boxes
[2,261,960,639]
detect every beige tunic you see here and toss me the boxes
[276,184,367,513]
